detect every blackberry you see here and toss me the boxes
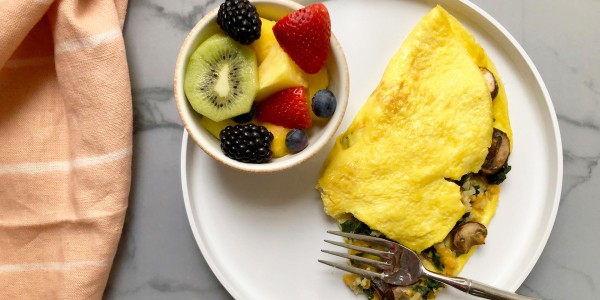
[217,0,262,45]
[220,124,273,163]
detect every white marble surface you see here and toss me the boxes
[104,0,600,299]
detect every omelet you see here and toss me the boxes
[317,6,512,299]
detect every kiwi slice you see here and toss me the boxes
[184,33,258,122]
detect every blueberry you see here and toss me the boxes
[232,106,256,123]
[311,89,337,118]
[285,129,309,152]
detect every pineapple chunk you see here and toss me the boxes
[256,43,307,101]
[250,18,277,64]
[306,67,329,101]
[199,117,236,139]
[259,122,290,158]
[305,67,329,121]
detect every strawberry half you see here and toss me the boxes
[273,3,331,74]
[256,87,312,129]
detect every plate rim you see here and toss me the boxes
[180,0,563,298]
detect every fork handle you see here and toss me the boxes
[423,270,541,300]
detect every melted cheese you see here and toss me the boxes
[318,6,510,253]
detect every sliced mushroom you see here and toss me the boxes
[372,278,395,300]
[480,128,510,175]
[480,67,499,99]
[452,222,488,254]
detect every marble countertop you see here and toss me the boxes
[104,0,600,299]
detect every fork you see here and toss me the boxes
[319,231,541,300]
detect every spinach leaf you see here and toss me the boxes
[340,217,372,235]
[455,212,470,228]
[413,279,444,298]
[487,164,511,184]
[422,247,444,271]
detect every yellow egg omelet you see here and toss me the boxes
[317,6,512,297]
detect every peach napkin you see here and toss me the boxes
[0,0,131,298]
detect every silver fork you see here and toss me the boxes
[319,231,541,300]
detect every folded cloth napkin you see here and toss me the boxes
[0,0,131,298]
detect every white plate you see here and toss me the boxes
[180,0,562,299]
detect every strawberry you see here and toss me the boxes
[273,3,331,74]
[256,87,312,129]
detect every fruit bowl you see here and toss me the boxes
[174,0,349,172]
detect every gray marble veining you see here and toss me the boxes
[105,0,600,299]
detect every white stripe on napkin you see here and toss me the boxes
[0,146,132,175]
[0,259,111,273]
[55,27,122,54]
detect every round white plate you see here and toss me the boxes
[180,0,563,299]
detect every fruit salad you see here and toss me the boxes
[184,0,337,164]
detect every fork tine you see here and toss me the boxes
[324,240,390,258]
[321,249,392,270]
[327,230,397,248]
[318,259,385,280]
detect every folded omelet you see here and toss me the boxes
[317,6,512,299]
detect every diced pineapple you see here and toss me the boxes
[199,117,236,139]
[258,122,291,158]
[306,66,329,101]
[305,67,329,122]
[256,43,307,101]
[250,18,277,64]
